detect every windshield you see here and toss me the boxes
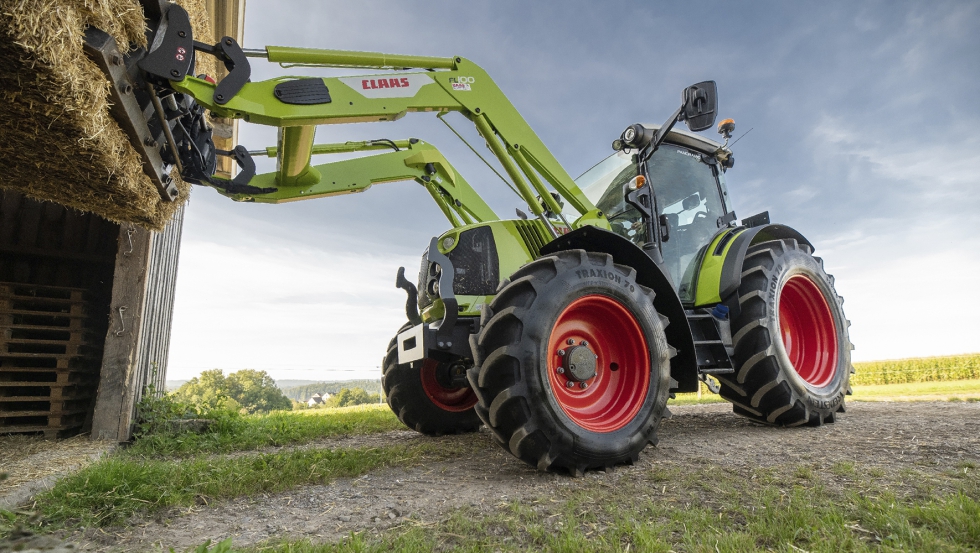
[574,145,726,303]
[650,146,725,302]
[572,151,643,243]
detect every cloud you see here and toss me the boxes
[167,238,419,380]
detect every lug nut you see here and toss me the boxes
[557,367,565,374]
[566,381,575,388]
[557,349,565,356]
[580,382,588,389]
[581,340,589,347]
[566,338,575,345]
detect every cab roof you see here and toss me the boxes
[639,124,723,155]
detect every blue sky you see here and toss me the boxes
[166,0,980,381]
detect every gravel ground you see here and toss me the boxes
[64,400,980,552]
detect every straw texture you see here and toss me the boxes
[0,0,214,230]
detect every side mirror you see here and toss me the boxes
[682,81,717,132]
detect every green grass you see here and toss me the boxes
[128,404,403,457]
[236,462,980,553]
[670,379,980,407]
[670,389,726,405]
[30,435,484,530]
[851,379,980,401]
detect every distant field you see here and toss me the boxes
[852,353,980,385]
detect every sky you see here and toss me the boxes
[166,0,980,382]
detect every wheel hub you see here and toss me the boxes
[547,294,651,433]
[562,344,597,382]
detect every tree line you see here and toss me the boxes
[170,370,382,414]
[280,379,383,402]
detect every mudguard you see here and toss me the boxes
[541,227,699,393]
[694,223,813,308]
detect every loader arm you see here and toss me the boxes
[170,57,595,224]
[223,138,497,228]
[107,1,605,232]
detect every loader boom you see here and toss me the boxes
[164,38,604,230]
[231,139,497,228]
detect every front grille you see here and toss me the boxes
[447,227,499,296]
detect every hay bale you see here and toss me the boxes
[0,0,215,230]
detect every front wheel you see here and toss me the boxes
[468,250,673,475]
[382,325,480,435]
[716,239,853,426]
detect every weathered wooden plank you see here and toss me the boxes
[0,394,94,404]
[90,225,152,442]
[0,408,87,418]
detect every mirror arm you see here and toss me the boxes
[642,104,685,162]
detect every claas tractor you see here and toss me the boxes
[87,1,853,475]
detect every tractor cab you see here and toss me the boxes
[572,126,735,303]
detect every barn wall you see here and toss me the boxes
[91,206,185,442]
[131,205,184,411]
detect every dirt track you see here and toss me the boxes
[73,400,979,551]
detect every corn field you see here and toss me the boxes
[851,354,980,386]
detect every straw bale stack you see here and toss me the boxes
[0,0,215,229]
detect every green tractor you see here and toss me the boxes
[90,1,853,474]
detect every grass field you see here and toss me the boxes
[128,404,402,458]
[4,356,980,551]
[670,366,980,406]
[852,379,980,401]
[30,438,484,530]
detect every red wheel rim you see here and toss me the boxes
[778,275,839,388]
[547,294,650,433]
[420,359,478,412]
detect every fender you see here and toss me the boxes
[694,223,813,308]
[541,227,699,393]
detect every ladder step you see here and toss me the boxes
[699,367,735,375]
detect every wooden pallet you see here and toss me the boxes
[0,283,103,438]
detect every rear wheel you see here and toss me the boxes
[716,239,853,426]
[468,250,673,475]
[382,325,480,435]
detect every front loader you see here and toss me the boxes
[88,1,854,474]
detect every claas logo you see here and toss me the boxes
[361,77,411,90]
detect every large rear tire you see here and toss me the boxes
[382,325,481,436]
[468,250,673,475]
[716,239,853,426]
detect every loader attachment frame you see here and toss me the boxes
[111,2,606,233]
